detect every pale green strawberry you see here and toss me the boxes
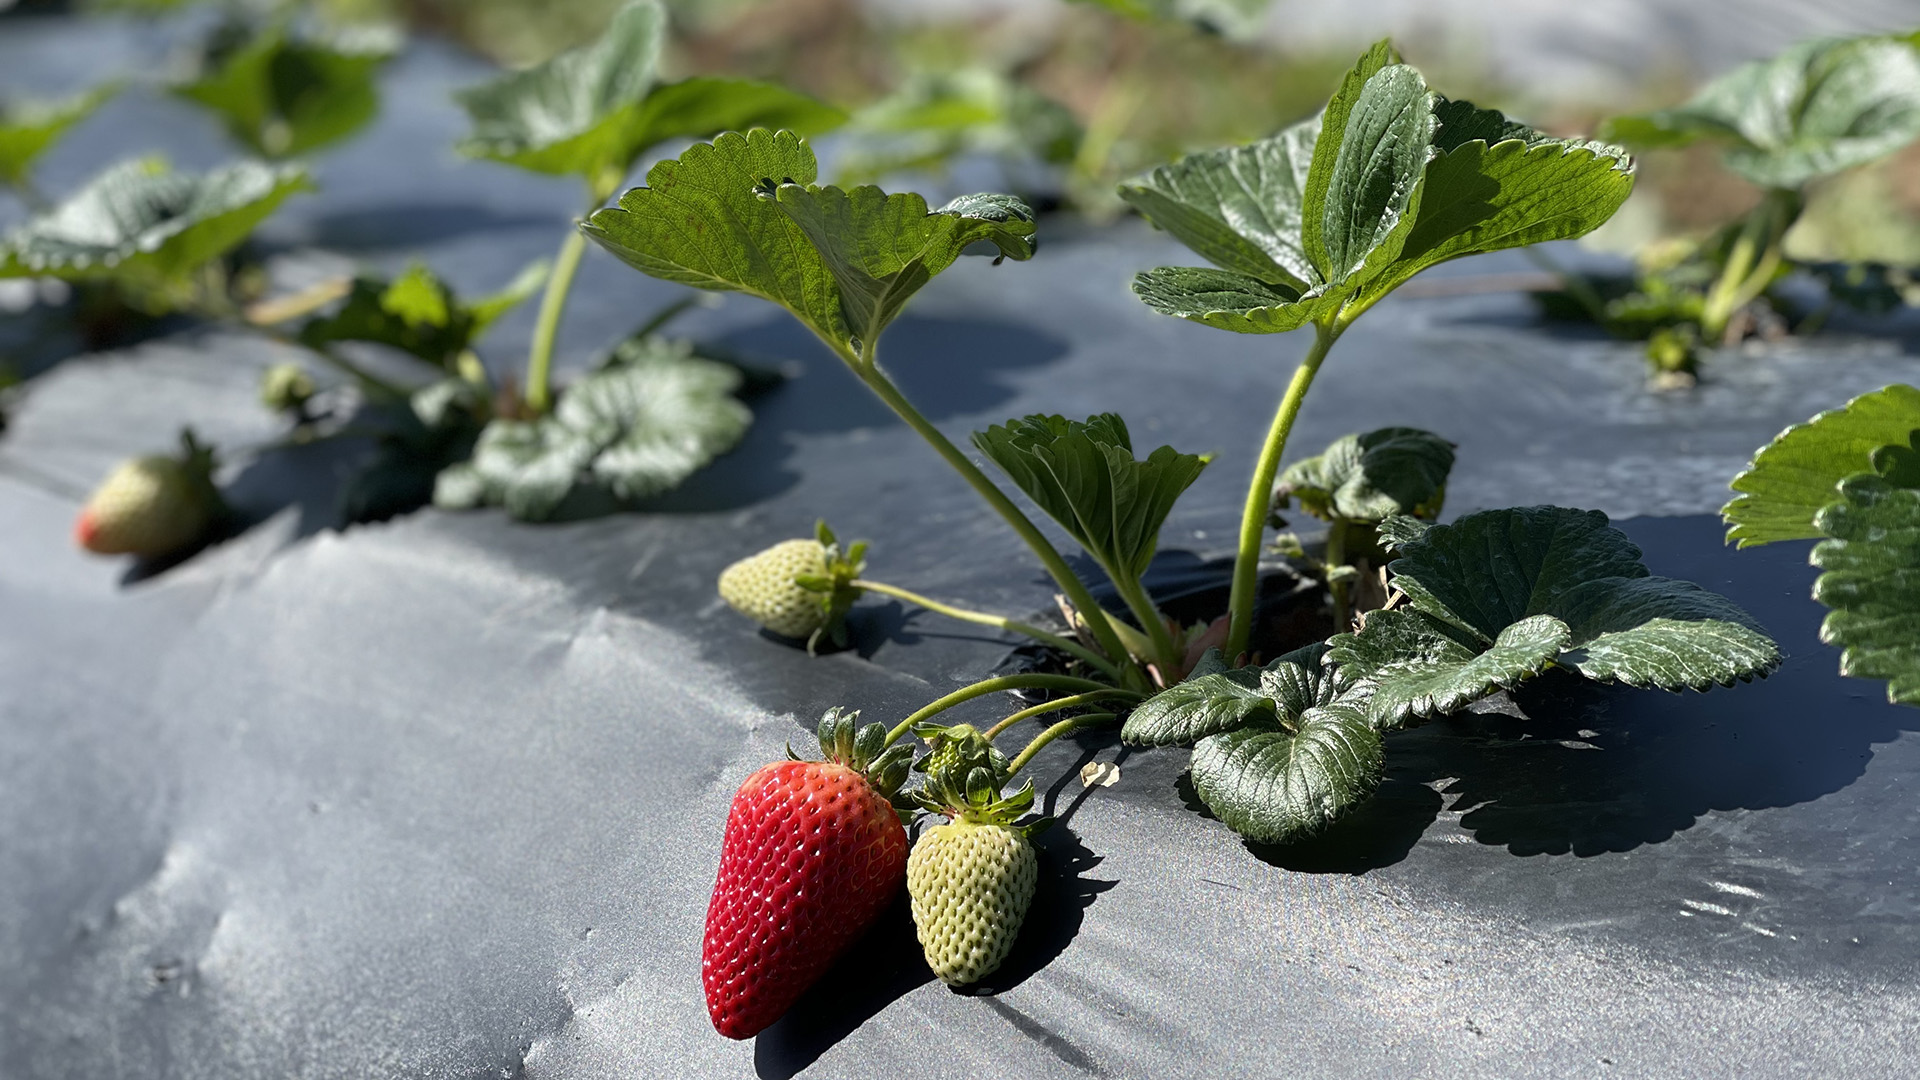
[717,537,832,639]
[907,817,1038,986]
[716,521,868,647]
[74,432,221,559]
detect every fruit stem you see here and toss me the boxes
[850,578,1124,681]
[524,226,588,417]
[985,690,1134,740]
[885,674,1130,747]
[849,338,1136,669]
[1224,319,1342,661]
[1006,712,1118,777]
[1326,518,1350,633]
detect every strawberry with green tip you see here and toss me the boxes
[74,430,223,559]
[906,725,1042,986]
[703,707,914,1039]
[716,519,867,650]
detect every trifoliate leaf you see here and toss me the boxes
[1124,641,1371,746]
[0,158,309,283]
[1125,40,1633,335]
[1328,608,1567,727]
[174,27,392,159]
[583,129,1033,356]
[0,84,117,188]
[1189,704,1384,843]
[1275,426,1454,523]
[455,0,841,184]
[432,337,751,521]
[1601,33,1920,189]
[1723,383,1920,546]
[836,68,1080,186]
[300,261,548,371]
[972,412,1207,586]
[1812,475,1920,707]
[1336,506,1780,719]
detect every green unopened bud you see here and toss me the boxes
[260,362,316,413]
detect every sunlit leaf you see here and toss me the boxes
[1723,383,1920,546]
[174,27,394,159]
[0,83,117,188]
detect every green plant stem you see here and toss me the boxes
[1108,571,1182,677]
[849,578,1123,680]
[852,339,1135,669]
[1326,518,1350,633]
[1224,320,1342,662]
[985,690,1135,740]
[524,227,588,415]
[1700,188,1797,342]
[883,673,1121,747]
[1006,712,1118,777]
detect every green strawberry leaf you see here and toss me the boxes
[1601,33,1920,189]
[1124,641,1371,746]
[1069,0,1273,36]
[300,261,548,371]
[455,0,841,185]
[1812,474,1920,707]
[433,336,751,521]
[583,129,1033,357]
[0,83,117,188]
[1723,383,1920,546]
[1332,506,1780,724]
[1328,608,1567,727]
[1125,41,1633,335]
[1275,426,1454,523]
[971,412,1207,586]
[767,184,1036,350]
[1189,703,1384,843]
[1117,116,1322,290]
[174,27,393,159]
[0,158,309,284]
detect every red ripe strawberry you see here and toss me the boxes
[703,708,912,1039]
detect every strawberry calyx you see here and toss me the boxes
[909,723,1038,830]
[792,706,914,802]
[789,519,868,653]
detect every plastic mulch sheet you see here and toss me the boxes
[4,13,1920,1079]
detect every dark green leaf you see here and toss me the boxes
[1813,475,1920,706]
[1350,506,1781,707]
[1376,513,1432,551]
[1328,608,1567,727]
[1601,33,1920,189]
[455,1,841,183]
[1275,426,1455,523]
[1126,42,1633,336]
[1125,643,1370,746]
[584,129,1032,356]
[175,27,392,159]
[434,338,751,521]
[768,184,1035,347]
[972,412,1207,585]
[1723,383,1920,546]
[1117,116,1321,290]
[0,84,117,188]
[0,159,309,284]
[1555,575,1782,690]
[1386,505,1649,643]
[1189,704,1383,843]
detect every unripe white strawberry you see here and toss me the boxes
[74,435,220,559]
[906,818,1038,985]
[717,538,832,639]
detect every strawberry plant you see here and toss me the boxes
[1724,384,1920,706]
[1121,39,1636,662]
[585,126,1182,681]
[1578,30,1920,375]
